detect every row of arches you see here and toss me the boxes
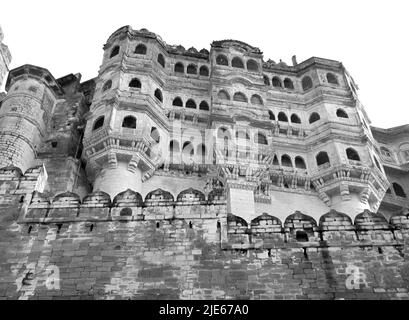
[264,75,294,89]
[217,90,263,105]
[174,62,209,76]
[217,127,268,145]
[216,54,259,72]
[172,97,209,111]
[268,109,348,124]
[169,140,207,160]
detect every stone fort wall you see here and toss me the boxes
[0,167,408,300]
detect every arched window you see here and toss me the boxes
[232,57,244,68]
[233,92,248,103]
[278,112,288,122]
[172,97,183,107]
[291,114,301,124]
[154,88,163,102]
[157,53,165,68]
[296,230,309,242]
[256,132,268,145]
[135,44,147,55]
[187,64,197,74]
[186,99,197,109]
[346,148,360,161]
[247,59,259,71]
[309,112,320,124]
[268,110,275,120]
[281,154,292,167]
[175,62,184,73]
[327,73,338,85]
[150,127,160,143]
[218,90,230,100]
[199,66,209,76]
[336,108,348,118]
[316,151,330,166]
[129,78,141,88]
[199,101,209,111]
[110,46,120,58]
[272,77,282,88]
[393,182,407,198]
[284,78,294,89]
[263,75,270,86]
[273,155,279,166]
[93,116,104,131]
[122,116,136,129]
[216,54,228,66]
[295,156,306,169]
[302,76,313,91]
[250,94,263,105]
[182,141,194,156]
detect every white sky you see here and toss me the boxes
[1,0,408,128]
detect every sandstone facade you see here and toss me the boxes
[0,25,408,300]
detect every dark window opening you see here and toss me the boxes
[122,116,137,129]
[135,44,147,55]
[263,75,270,86]
[175,62,184,73]
[302,76,313,91]
[316,152,330,166]
[28,226,32,234]
[157,54,165,68]
[295,156,306,169]
[272,77,282,87]
[120,208,132,216]
[156,222,160,228]
[327,73,339,85]
[336,108,348,118]
[233,92,247,103]
[154,88,163,102]
[129,78,141,88]
[291,114,301,124]
[187,64,197,74]
[269,110,275,120]
[199,101,209,111]
[250,94,263,105]
[199,66,209,76]
[296,230,309,242]
[51,141,58,148]
[284,78,294,89]
[393,183,407,198]
[216,54,228,66]
[186,99,197,109]
[232,57,244,68]
[247,59,259,71]
[346,148,360,161]
[93,116,104,131]
[278,112,288,122]
[281,155,292,167]
[110,46,120,58]
[309,112,320,124]
[172,97,183,107]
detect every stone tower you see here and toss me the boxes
[82,27,169,198]
[0,65,62,172]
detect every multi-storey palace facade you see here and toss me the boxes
[0,26,408,300]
